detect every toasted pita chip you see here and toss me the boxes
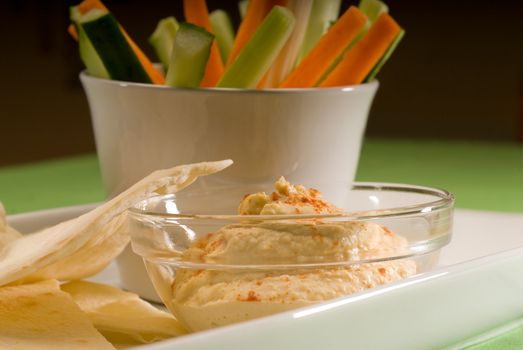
[0,202,21,250]
[0,280,115,349]
[62,280,186,346]
[0,160,232,285]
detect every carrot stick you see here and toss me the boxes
[77,0,107,13]
[183,0,224,87]
[121,31,165,84]
[68,24,78,40]
[226,0,287,67]
[279,6,367,88]
[320,13,401,87]
[69,0,164,84]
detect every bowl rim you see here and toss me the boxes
[79,70,379,95]
[128,181,455,222]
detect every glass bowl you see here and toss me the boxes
[128,182,454,332]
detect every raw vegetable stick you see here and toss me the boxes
[359,0,389,23]
[217,6,295,88]
[315,0,388,83]
[226,0,287,67]
[70,7,109,79]
[280,6,367,88]
[260,0,312,88]
[210,10,235,63]
[149,17,179,71]
[238,0,250,19]
[364,29,404,82]
[68,0,164,84]
[296,0,342,63]
[80,11,152,83]
[183,0,224,87]
[165,23,214,88]
[320,13,401,87]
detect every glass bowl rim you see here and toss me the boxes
[128,181,455,222]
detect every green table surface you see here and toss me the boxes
[0,137,522,349]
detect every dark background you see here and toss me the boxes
[0,0,522,166]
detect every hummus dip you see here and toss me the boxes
[170,178,416,331]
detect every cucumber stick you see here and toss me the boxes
[165,23,214,88]
[217,6,295,88]
[70,7,109,79]
[210,10,235,63]
[79,11,152,83]
[149,17,179,71]
[364,29,404,82]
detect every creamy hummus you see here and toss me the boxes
[170,178,416,331]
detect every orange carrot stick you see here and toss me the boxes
[226,0,287,67]
[279,6,367,88]
[69,0,164,84]
[68,24,78,40]
[320,13,401,87]
[121,31,165,85]
[77,0,107,13]
[183,0,224,87]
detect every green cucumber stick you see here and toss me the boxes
[364,29,404,82]
[149,17,179,71]
[210,10,235,63]
[165,23,214,88]
[217,6,295,88]
[69,6,109,79]
[296,0,341,63]
[80,12,151,83]
[238,0,249,19]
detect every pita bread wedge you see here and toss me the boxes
[0,160,232,286]
[0,280,115,349]
[26,213,130,283]
[62,280,186,346]
[0,202,21,251]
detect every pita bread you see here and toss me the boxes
[0,160,232,286]
[24,213,129,283]
[0,280,115,349]
[0,202,21,251]
[62,280,186,346]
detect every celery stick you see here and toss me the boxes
[149,17,179,71]
[238,0,249,19]
[296,0,341,63]
[210,10,235,63]
[364,29,404,82]
[261,0,312,88]
[165,23,214,88]
[217,6,295,88]
[359,0,389,23]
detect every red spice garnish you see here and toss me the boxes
[237,290,261,302]
[382,227,393,236]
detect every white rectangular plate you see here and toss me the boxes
[7,207,523,350]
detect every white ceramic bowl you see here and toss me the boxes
[80,73,379,198]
